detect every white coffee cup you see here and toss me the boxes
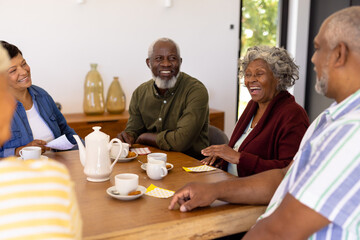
[146,161,168,180]
[147,153,167,164]
[148,158,166,167]
[115,173,139,195]
[111,142,130,159]
[19,146,41,160]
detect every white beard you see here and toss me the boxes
[153,73,178,89]
[315,67,329,96]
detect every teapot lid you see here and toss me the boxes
[86,126,108,140]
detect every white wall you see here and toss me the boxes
[0,0,240,136]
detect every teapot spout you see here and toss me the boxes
[73,135,86,167]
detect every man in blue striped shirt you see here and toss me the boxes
[169,6,360,239]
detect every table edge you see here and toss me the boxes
[83,205,266,240]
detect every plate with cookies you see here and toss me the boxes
[117,151,138,162]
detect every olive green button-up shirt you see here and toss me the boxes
[125,72,209,159]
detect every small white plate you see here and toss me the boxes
[112,152,138,162]
[141,163,174,171]
[17,155,49,160]
[106,185,146,201]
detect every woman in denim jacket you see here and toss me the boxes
[0,41,77,157]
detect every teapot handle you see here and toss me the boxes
[109,138,123,170]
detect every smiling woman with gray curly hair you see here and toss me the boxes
[239,45,299,91]
[201,45,309,178]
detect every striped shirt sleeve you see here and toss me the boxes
[290,117,360,237]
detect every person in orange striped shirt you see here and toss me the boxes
[0,45,82,239]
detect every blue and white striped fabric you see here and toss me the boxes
[260,89,360,239]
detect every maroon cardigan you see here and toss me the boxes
[221,91,309,177]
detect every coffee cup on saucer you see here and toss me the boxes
[115,173,139,195]
[19,146,41,160]
[111,142,130,159]
[147,153,167,164]
[146,160,168,180]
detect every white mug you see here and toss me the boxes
[111,142,130,159]
[115,173,139,195]
[146,161,168,180]
[19,146,41,160]
[147,153,167,164]
[148,158,166,167]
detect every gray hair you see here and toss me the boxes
[239,46,299,91]
[148,37,181,58]
[324,6,360,52]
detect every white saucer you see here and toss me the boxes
[106,185,146,201]
[112,152,138,162]
[17,155,49,160]
[141,163,173,171]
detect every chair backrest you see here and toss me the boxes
[208,125,229,145]
[55,102,62,111]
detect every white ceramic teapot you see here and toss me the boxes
[73,126,123,182]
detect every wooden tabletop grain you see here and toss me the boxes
[45,146,266,239]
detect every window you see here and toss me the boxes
[237,0,288,118]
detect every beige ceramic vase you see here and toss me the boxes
[106,76,126,114]
[83,63,105,115]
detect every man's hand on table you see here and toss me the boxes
[135,133,158,147]
[168,182,218,212]
[118,131,135,145]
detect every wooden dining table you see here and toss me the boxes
[45,146,266,239]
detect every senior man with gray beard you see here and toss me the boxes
[118,38,209,159]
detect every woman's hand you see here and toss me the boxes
[200,155,219,166]
[201,144,241,164]
[15,139,49,156]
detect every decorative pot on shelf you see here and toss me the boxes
[106,76,126,114]
[83,63,105,115]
